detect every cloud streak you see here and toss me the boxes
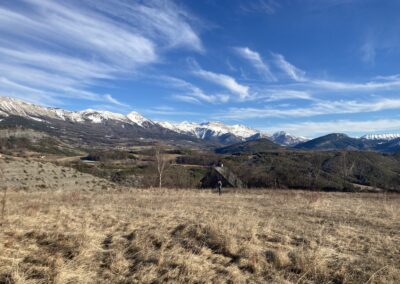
[219,98,400,119]
[159,76,229,104]
[234,47,276,81]
[189,60,250,100]
[272,53,306,82]
[194,69,249,99]
[240,0,281,15]
[0,0,202,106]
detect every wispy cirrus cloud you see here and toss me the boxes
[194,69,249,99]
[361,40,376,65]
[239,0,281,15]
[0,0,202,107]
[260,90,314,102]
[158,76,229,104]
[142,106,201,117]
[310,78,400,91]
[189,60,249,99]
[272,53,306,82]
[82,0,203,52]
[219,97,400,119]
[267,52,400,92]
[234,47,276,81]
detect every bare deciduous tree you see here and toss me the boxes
[154,145,168,189]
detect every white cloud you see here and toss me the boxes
[272,53,306,82]
[160,76,229,104]
[219,98,400,119]
[0,0,202,106]
[103,94,129,108]
[310,78,400,91]
[262,119,400,137]
[240,0,281,15]
[260,51,400,92]
[257,90,314,102]
[193,68,249,99]
[361,40,376,64]
[82,0,203,52]
[143,106,200,116]
[234,47,276,81]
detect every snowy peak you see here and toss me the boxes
[200,122,260,138]
[157,121,198,135]
[0,97,309,146]
[269,131,308,146]
[127,111,153,127]
[79,109,129,124]
[158,120,261,141]
[362,133,400,141]
[0,96,153,127]
[0,96,81,122]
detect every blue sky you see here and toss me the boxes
[1,0,400,137]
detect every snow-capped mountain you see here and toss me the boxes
[157,121,309,145]
[0,97,153,127]
[361,133,400,141]
[157,121,262,141]
[269,131,308,146]
[0,96,306,146]
[127,111,154,127]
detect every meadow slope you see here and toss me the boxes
[0,188,399,284]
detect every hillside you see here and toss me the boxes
[221,151,400,191]
[0,126,83,157]
[0,156,113,191]
[215,138,282,154]
[374,138,400,153]
[295,133,374,151]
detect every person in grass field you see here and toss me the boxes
[217,180,222,195]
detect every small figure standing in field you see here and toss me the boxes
[217,180,222,195]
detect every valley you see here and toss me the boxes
[1,1,399,283]
[0,97,400,192]
[0,96,399,284]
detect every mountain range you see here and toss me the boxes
[0,97,304,146]
[295,133,400,153]
[0,96,399,152]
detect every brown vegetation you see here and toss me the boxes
[0,188,399,283]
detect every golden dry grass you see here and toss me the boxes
[0,188,399,284]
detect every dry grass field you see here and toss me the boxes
[1,186,399,284]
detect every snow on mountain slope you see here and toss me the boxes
[79,109,129,123]
[0,97,308,144]
[157,121,261,140]
[158,121,308,145]
[0,96,80,121]
[361,133,400,141]
[127,111,154,127]
[270,131,308,146]
[0,97,153,127]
